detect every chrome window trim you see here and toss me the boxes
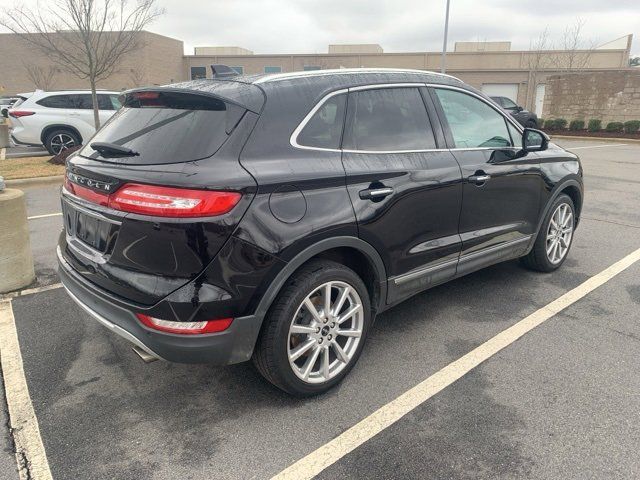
[290,82,525,153]
[426,83,525,135]
[289,88,348,153]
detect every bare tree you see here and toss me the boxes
[127,66,146,87]
[23,64,58,90]
[1,0,164,129]
[525,27,551,110]
[548,18,597,72]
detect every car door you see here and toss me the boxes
[66,94,97,140]
[341,85,463,305]
[429,86,543,276]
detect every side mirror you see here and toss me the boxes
[515,106,524,112]
[522,128,549,152]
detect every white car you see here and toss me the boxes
[8,90,121,154]
[1,97,20,118]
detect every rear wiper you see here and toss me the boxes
[90,142,140,158]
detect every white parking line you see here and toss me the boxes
[272,246,640,480]
[0,300,53,480]
[567,144,628,150]
[27,213,62,220]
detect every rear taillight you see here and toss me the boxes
[136,313,233,335]
[109,184,241,217]
[65,179,241,217]
[9,110,35,118]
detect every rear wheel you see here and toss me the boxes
[45,129,80,155]
[253,259,371,396]
[521,194,575,272]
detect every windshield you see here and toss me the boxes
[80,91,245,165]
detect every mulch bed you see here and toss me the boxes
[542,130,640,140]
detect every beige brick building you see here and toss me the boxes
[0,31,633,116]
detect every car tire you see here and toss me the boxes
[44,128,81,155]
[253,259,371,396]
[521,194,575,272]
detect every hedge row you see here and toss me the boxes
[539,118,640,134]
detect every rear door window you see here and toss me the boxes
[80,91,245,165]
[343,87,436,151]
[296,93,346,149]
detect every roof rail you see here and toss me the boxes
[253,67,462,84]
[210,64,239,79]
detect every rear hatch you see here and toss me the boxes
[60,82,264,305]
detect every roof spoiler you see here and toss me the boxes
[210,64,239,79]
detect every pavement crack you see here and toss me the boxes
[1,361,31,480]
[581,216,640,229]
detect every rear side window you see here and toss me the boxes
[37,95,75,109]
[97,94,122,110]
[79,91,245,165]
[296,93,346,149]
[343,88,436,151]
[434,88,512,148]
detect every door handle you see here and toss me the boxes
[359,187,394,200]
[468,173,491,185]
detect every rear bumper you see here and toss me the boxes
[58,247,263,365]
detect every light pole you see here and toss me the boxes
[441,0,451,73]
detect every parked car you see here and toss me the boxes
[490,95,538,128]
[0,97,19,118]
[58,68,583,396]
[8,89,121,154]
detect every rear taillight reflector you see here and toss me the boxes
[65,179,241,218]
[9,110,35,118]
[136,314,233,335]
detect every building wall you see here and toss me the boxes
[0,32,184,95]
[543,70,640,123]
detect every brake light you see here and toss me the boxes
[65,179,241,217]
[136,313,233,335]
[109,184,241,217]
[9,110,35,118]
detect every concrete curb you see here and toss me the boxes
[550,135,640,144]
[5,175,63,188]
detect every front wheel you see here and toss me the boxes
[521,194,575,272]
[253,260,371,396]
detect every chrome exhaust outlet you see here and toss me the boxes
[132,345,160,363]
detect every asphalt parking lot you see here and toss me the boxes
[1,138,639,479]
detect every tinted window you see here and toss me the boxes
[70,94,93,109]
[37,95,75,109]
[190,66,206,80]
[97,94,121,110]
[79,91,245,165]
[434,89,512,148]
[344,88,436,151]
[501,97,518,109]
[296,94,346,149]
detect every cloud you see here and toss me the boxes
[3,0,639,55]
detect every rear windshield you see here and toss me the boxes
[80,91,245,165]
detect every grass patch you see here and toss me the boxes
[0,156,63,180]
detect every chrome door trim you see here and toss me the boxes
[393,257,458,285]
[458,235,532,263]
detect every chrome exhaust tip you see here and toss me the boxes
[132,345,160,363]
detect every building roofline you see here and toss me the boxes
[252,67,462,84]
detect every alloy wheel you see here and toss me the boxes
[50,133,76,154]
[546,203,573,264]
[287,281,364,384]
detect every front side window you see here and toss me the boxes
[501,97,518,110]
[296,93,346,149]
[434,88,512,149]
[343,87,436,151]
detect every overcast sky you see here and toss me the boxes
[151,0,640,56]
[2,0,639,56]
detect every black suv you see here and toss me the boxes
[490,95,539,128]
[58,68,583,396]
